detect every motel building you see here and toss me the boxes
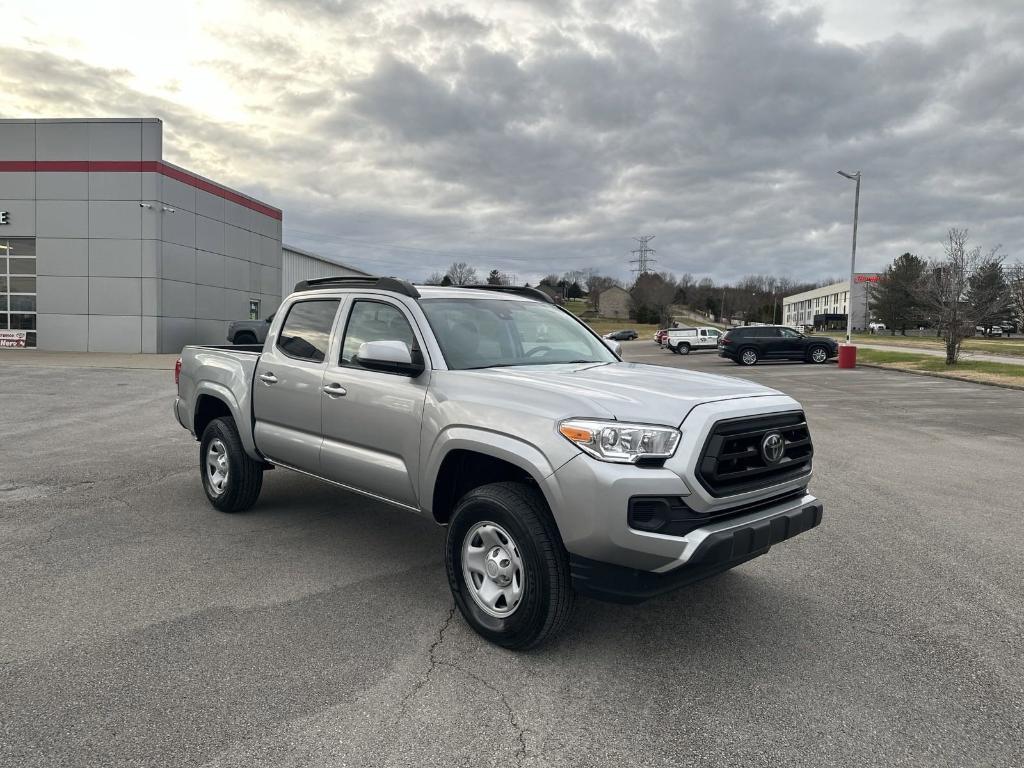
[782,273,881,332]
[0,118,282,352]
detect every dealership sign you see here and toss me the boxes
[855,274,880,283]
[0,330,27,348]
[0,210,9,224]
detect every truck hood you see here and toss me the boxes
[463,362,779,426]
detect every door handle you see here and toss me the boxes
[259,372,278,385]
[322,383,347,398]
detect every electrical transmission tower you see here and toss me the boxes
[629,235,656,276]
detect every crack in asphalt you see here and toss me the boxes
[437,658,529,766]
[390,605,531,765]
[391,604,457,729]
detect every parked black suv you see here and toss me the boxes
[718,326,838,366]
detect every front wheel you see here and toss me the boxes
[446,482,575,650]
[808,345,829,364]
[739,347,759,366]
[200,417,264,512]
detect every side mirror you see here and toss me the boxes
[265,313,275,324]
[355,340,425,376]
[603,338,622,356]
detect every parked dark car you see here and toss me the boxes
[604,329,638,341]
[718,326,838,366]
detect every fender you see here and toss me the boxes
[192,380,261,460]
[421,426,568,518]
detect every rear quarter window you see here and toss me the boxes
[276,300,340,362]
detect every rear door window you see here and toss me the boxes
[276,300,340,362]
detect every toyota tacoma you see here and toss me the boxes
[174,277,823,649]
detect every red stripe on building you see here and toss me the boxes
[0,160,282,221]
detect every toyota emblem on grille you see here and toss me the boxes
[761,431,785,464]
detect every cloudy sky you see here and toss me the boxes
[3,0,1022,284]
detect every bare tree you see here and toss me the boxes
[424,271,446,285]
[916,228,1003,364]
[445,261,478,286]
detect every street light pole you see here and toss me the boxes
[837,170,861,344]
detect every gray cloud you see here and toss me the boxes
[5,0,1024,285]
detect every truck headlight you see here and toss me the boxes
[558,419,681,464]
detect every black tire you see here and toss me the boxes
[446,482,575,650]
[233,331,258,345]
[676,342,691,355]
[807,345,829,364]
[199,417,263,512]
[739,347,759,366]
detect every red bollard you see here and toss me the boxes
[837,344,857,368]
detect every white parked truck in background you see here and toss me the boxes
[664,327,721,354]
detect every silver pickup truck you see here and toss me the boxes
[174,277,823,649]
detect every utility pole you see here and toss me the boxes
[629,235,656,277]
[837,170,861,343]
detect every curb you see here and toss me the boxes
[856,361,1024,392]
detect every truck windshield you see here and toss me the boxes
[420,298,618,370]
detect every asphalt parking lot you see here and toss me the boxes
[2,348,1022,767]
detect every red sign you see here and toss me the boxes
[855,274,880,283]
[0,330,27,348]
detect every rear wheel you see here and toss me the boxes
[739,347,759,366]
[676,342,691,355]
[200,417,263,512]
[233,331,257,345]
[446,482,575,650]
[808,345,828,364]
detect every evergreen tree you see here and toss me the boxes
[967,259,1012,335]
[869,252,926,335]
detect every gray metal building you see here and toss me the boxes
[281,244,369,294]
[0,118,282,352]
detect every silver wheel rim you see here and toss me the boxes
[462,521,525,618]
[742,350,757,364]
[811,348,826,363]
[206,438,229,496]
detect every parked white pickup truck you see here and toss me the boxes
[663,326,722,355]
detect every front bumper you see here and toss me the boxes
[570,495,823,603]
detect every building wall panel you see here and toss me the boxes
[90,277,142,316]
[36,313,89,351]
[89,314,142,353]
[89,201,142,239]
[88,122,142,161]
[37,238,89,277]
[0,122,35,160]
[89,239,142,277]
[89,172,142,201]
[37,276,88,314]
[0,172,35,199]
[37,172,89,200]
[36,122,89,160]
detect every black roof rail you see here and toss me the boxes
[459,285,555,304]
[293,275,421,299]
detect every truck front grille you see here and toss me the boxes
[696,412,812,497]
